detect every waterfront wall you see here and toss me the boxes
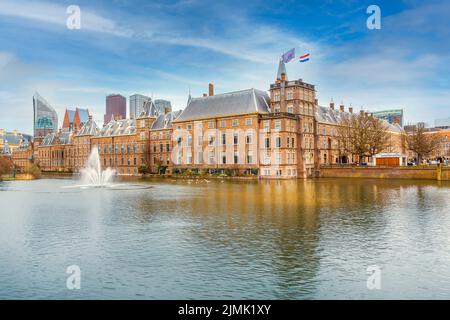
[319,166,450,181]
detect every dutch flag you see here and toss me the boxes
[299,53,310,63]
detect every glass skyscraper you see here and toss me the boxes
[33,93,58,138]
[129,94,151,119]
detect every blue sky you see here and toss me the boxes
[1,0,449,134]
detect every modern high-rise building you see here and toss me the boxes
[33,93,58,138]
[129,94,151,119]
[372,109,404,127]
[104,94,126,124]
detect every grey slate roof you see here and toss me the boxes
[98,118,136,137]
[315,106,404,133]
[174,88,270,122]
[151,110,182,130]
[40,131,73,146]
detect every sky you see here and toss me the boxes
[0,0,449,134]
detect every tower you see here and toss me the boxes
[269,60,318,177]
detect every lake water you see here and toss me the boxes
[1,177,450,299]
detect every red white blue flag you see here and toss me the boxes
[299,53,310,62]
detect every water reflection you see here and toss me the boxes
[1,178,450,299]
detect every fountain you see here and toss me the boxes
[80,148,115,187]
[62,147,151,190]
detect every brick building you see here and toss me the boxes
[16,60,408,178]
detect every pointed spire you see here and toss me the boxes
[187,87,192,106]
[276,58,288,81]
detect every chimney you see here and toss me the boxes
[203,93,207,97]
[209,83,214,96]
[360,110,364,116]
[340,103,344,112]
[349,107,353,113]
[330,100,335,110]
[88,115,92,121]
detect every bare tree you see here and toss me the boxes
[405,127,442,164]
[366,116,391,158]
[336,113,390,163]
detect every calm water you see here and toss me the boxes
[1,177,450,299]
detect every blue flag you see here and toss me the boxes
[282,48,295,63]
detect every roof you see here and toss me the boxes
[315,106,404,133]
[151,110,182,130]
[138,100,160,118]
[67,110,76,122]
[0,132,23,145]
[174,88,270,122]
[77,119,99,136]
[98,118,136,137]
[40,131,72,146]
[77,108,90,123]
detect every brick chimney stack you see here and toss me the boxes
[330,99,335,110]
[340,103,345,112]
[349,107,353,113]
[209,83,214,96]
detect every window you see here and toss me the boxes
[153,144,157,153]
[197,151,203,164]
[276,137,281,148]
[287,137,290,147]
[234,151,239,164]
[187,124,192,130]
[245,118,252,125]
[160,144,163,152]
[187,135,192,147]
[233,133,239,145]
[263,121,270,132]
[222,133,226,145]
[222,152,226,164]
[232,119,238,126]
[265,137,270,149]
[197,135,203,146]
[287,105,293,113]
[246,132,253,144]
[291,137,295,147]
[140,120,146,128]
[166,144,170,152]
[287,91,293,100]
[208,121,214,129]
[209,150,215,164]
[220,120,226,128]
[187,152,192,164]
[209,135,215,146]
[275,120,281,130]
[247,151,253,164]
[275,152,281,165]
